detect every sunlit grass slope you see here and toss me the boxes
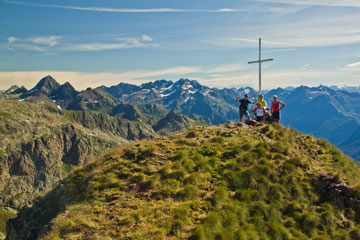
[7,123,360,240]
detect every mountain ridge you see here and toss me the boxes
[3,76,360,161]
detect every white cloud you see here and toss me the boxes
[300,63,310,69]
[29,36,62,47]
[3,0,280,13]
[216,8,241,12]
[213,11,360,48]
[63,37,156,51]
[7,37,17,43]
[4,35,157,52]
[5,35,62,52]
[345,62,360,68]
[229,38,286,46]
[255,0,360,7]
[141,35,153,42]
[263,48,296,53]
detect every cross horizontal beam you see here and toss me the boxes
[247,38,274,93]
[248,58,273,64]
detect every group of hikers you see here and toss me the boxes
[236,93,285,124]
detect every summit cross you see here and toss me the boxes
[248,38,273,94]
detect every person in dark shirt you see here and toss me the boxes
[236,94,255,122]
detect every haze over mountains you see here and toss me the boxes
[4,75,360,161]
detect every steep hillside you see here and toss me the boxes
[6,123,360,240]
[0,99,158,211]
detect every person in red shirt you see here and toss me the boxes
[252,103,268,122]
[271,95,285,123]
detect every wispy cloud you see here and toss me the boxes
[4,35,158,52]
[255,0,360,7]
[214,11,360,48]
[30,36,62,47]
[229,38,287,46]
[5,35,62,52]
[263,48,296,53]
[300,63,310,70]
[3,0,266,13]
[345,61,360,68]
[208,64,244,73]
[63,35,159,51]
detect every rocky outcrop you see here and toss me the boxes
[314,173,360,211]
[0,124,113,209]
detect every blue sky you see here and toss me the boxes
[1,0,360,90]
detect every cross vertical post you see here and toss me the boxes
[248,38,273,94]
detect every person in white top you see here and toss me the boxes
[252,103,268,122]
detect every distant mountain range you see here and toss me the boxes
[99,79,360,161]
[329,85,360,93]
[3,76,360,161]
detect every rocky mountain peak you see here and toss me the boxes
[140,79,173,90]
[53,82,77,96]
[174,78,201,89]
[5,85,27,94]
[31,75,61,95]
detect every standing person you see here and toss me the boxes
[236,94,255,122]
[271,95,285,123]
[254,94,268,108]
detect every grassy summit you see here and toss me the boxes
[7,123,360,240]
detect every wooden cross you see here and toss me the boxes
[248,38,273,93]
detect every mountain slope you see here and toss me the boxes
[51,82,78,109]
[66,88,120,114]
[6,123,360,240]
[0,99,158,211]
[339,126,360,161]
[153,109,199,135]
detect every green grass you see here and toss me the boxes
[0,209,16,237]
[6,123,360,240]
